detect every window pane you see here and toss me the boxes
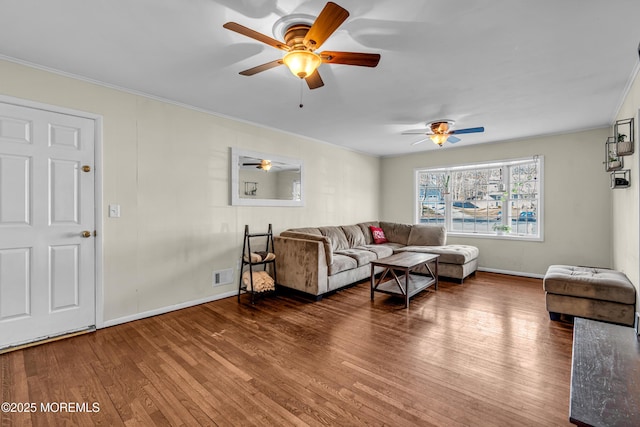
[509,199,538,235]
[509,162,539,236]
[450,168,502,233]
[417,171,445,224]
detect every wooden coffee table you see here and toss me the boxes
[370,252,439,308]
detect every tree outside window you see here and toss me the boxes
[415,157,542,239]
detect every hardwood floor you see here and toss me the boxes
[0,272,574,426]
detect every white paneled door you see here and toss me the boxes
[0,102,95,349]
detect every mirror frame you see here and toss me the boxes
[230,147,304,207]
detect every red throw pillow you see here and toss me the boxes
[369,226,388,244]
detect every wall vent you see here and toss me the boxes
[213,268,234,286]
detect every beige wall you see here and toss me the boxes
[381,128,612,276]
[612,69,640,309]
[3,55,635,324]
[0,59,380,323]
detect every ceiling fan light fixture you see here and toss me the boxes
[261,160,272,171]
[283,50,322,78]
[430,134,448,147]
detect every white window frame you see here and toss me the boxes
[414,156,544,241]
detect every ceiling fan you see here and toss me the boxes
[223,2,381,89]
[242,159,273,171]
[403,120,485,147]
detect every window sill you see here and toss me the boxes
[447,231,543,242]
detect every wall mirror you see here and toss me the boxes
[230,147,304,206]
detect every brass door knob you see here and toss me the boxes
[81,230,91,238]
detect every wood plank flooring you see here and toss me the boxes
[0,272,574,426]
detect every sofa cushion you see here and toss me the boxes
[358,244,394,259]
[328,254,358,276]
[341,225,367,247]
[407,225,447,246]
[285,227,322,236]
[335,248,377,267]
[380,221,412,245]
[543,265,636,304]
[397,245,479,264]
[319,226,350,251]
[357,221,380,245]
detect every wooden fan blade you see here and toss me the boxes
[321,51,380,67]
[305,70,324,89]
[223,22,290,51]
[303,2,349,50]
[239,59,284,76]
[450,126,485,135]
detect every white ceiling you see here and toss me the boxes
[1,0,639,156]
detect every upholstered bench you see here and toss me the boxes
[543,265,636,326]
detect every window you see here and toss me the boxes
[292,180,301,201]
[415,157,542,239]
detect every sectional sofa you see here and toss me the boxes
[274,221,479,298]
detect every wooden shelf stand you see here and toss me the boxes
[238,224,276,304]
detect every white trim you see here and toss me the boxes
[414,156,544,241]
[0,54,379,159]
[0,93,101,120]
[610,60,640,124]
[0,94,105,331]
[447,231,544,242]
[94,116,105,328]
[478,267,545,279]
[100,290,237,329]
[413,155,542,173]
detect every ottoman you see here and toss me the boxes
[543,265,636,326]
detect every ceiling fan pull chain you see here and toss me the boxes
[299,78,304,108]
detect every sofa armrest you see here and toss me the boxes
[279,231,333,265]
[274,235,329,296]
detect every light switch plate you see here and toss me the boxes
[108,204,121,218]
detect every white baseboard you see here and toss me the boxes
[477,267,545,279]
[99,269,542,329]
[98,290,237,329]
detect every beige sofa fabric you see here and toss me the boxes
[357,244,394,258]
[546,293,635,326]
[335,248,378,267]
[543,265,636,326]
[407,224,447,246]
[275,235,328,296]
[396,245,479,265]
[279,231,333,266]
[328,254,357,275]
[544,265,636,304]
[380,221,412,245]
[341,225,367,247]
[357,221,380,245]
[275,221,479,298]
[319,226,350,251]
